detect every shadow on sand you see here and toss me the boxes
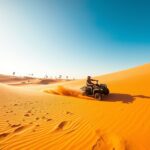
[102,93,150,103]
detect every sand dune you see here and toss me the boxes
[0,74,63,86]
[0,64,150,150]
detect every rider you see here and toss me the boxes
[86,76,98,92]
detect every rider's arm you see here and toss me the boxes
[91,79,98,82]
[87,80,94,86]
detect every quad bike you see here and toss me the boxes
[81,81,109,100]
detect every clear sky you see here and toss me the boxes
[0,0,150,78]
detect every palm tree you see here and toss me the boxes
[59,75,62,79]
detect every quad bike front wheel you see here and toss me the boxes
[94,93,102,100]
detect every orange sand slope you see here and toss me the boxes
[0,64,150,150]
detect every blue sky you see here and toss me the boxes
[0,0,150,78]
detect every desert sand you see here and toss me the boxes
[0,64,150,150]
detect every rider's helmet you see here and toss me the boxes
[87,76,91,79]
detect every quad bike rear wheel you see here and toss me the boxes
[94,93,102,100]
